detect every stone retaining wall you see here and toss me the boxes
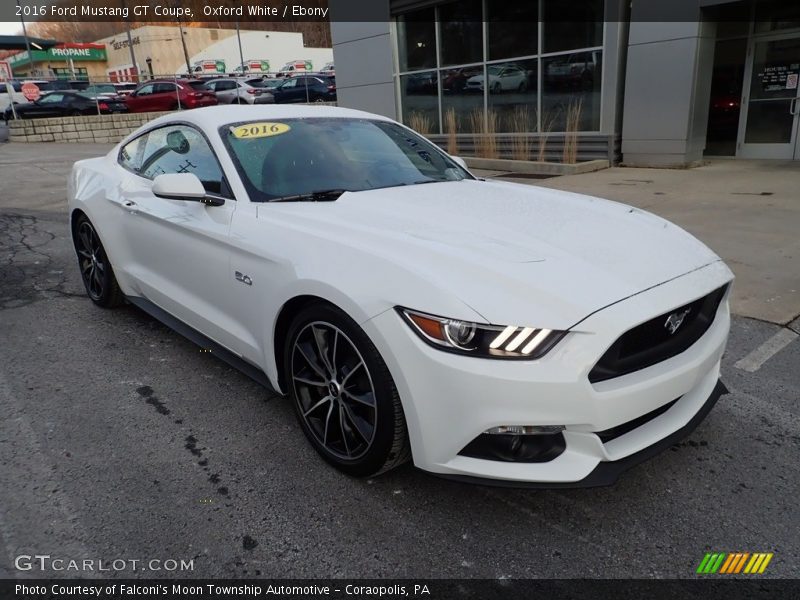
[8,112,170,143]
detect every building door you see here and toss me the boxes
[737,34,800,159]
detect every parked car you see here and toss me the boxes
[404,72,438,95]
[245,77,283,91]
[545,51,600,90]
[466,65,527,93]
[442,67,482,93]
[124,79,217,113]
[320,61,335,75]
[1,79,53,115]
[271,75,336,103]
[39,79,91,92]
[113,82,138,97]
[68,105,732,485]
[82,84,119,99]
[205,78,273,105]
[4,91,127,121]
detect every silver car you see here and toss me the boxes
[206,78,273,104]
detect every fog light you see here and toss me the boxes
[484,425,565,435]
[459,430,566,463]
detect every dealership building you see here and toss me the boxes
[330,0,800,166]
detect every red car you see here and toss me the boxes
[124,79,217,112]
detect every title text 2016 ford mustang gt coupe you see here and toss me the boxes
[68,106,733,486]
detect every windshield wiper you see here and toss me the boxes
[268,189,349,203]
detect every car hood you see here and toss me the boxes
[260,180,721,329]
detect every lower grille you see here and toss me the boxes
[589,284,728,383]
[594,398,680,443]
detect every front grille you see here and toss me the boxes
[589,285,728,383]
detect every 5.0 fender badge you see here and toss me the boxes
[234,271,252,286]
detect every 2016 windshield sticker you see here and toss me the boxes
[230,122,291,139]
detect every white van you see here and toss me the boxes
[1,80,50,118]
[276,60,313,78]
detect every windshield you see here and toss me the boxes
[221,118,471,201]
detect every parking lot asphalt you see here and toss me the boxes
[0,143,798,579]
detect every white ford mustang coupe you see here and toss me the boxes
[68,105,733,486]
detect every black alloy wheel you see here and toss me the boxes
[285,303,410,476]
[73,215,124,307]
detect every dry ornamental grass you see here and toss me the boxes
[562,98,584,164]
[470,109,499,159]
[509,105,532,161]
[444,108,458,155]
[407,111,434,136]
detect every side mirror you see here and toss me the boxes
[152,173,224,206]
[451,156,468,170]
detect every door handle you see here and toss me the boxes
[122,200,138,213]
[791,97,799,116]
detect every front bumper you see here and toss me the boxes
[437,379,727,488]
[362,261,732,485]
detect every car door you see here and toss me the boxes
[126,83,154,112]
[274,77,300,103]
[215,79,238,103]
[114,123,241,352]
[27,93,66,118]
[152,82,180,110]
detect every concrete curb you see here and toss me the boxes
[464,157,609,176]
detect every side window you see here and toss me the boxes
[119,133,148,172]
[39,94,64,104]
[281,78,297,89]
[136,84,154,96]
[139,125,227,196]
[154,83,176,94]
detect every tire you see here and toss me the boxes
[283,302,410,477]
[73,215,124,308]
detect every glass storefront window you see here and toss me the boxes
[395,1,605,136]
[439,0,483,67]
[542,51,602,131]
[441,66,484,133]
[397,9,436,72]
[487,0,539,60]
[543,0,603,54]
[400,71,440,135]
[487,59,538,133]
[754,0,800,33]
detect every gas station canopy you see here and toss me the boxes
[0,35,59,51]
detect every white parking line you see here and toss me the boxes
[734,328,798,372]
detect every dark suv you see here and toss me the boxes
[270,75,336,103]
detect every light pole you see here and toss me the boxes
[121,0,138,81]
[16,0,34,78]
[173,1,192,76]
[233,0,245,103]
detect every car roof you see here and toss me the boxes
[138,105,393,132]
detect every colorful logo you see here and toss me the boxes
[696,552,773,574]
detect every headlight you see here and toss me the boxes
[397,308,565,359]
